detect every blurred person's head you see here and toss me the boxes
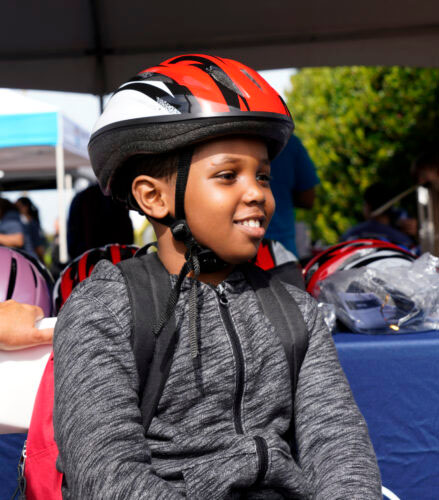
[0,197,18,219]
[16,196,40,223]
[412,149,439,191]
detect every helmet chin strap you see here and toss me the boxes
[153,147,228,275]
[151,148,228,363]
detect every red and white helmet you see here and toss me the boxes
[303,239,417,297]
[53,243,138,313]
[88,54,294,196]
[254,238,298,270]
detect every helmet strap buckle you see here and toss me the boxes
[171,219,194,243]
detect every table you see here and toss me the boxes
[0,433,26,500]
[2,332,437,499]
[334,330,439,500]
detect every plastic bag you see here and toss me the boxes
[317,253,439,334]
[317,302,337,332]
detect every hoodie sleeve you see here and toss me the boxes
[53,260,183,500]
[290,289,382,499]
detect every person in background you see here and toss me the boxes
[412,149,439,191]
[265,134,320,257]
[67,183,134,259]
[0,198,27,251]
[15,197,47,261]
[0,300,53,499]
[340,182,414,248]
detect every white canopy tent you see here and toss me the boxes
[0,89,92,262]
[1,1,438,98]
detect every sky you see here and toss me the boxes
[2,67,295,234]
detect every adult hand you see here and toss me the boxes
[0,300,53,350]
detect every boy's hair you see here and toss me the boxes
[111,152,180,213]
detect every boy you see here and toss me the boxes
[53,55,381,499]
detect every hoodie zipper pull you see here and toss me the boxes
[216,283,228,306]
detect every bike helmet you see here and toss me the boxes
[254,238,298,271]
[53,243,138,313]
[89,54,293,195]
[13,247,54,294]
[304,239,416,297]
[0,246,52,317]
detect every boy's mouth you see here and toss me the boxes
[233,215,266,238]
[235,219,262,228]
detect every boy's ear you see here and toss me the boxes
[131,175,173,220]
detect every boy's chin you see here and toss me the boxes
[217,248,259,266]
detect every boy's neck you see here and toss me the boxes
[156,230,235,286]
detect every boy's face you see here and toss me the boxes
[184,137,275,264]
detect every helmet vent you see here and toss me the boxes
[156,97,180,115]
[137,72,154,80]
[30,265,38,287]
[205,66,244,97]
[6,257,17,300]
[133,72,174,84]
[240,69,262,90]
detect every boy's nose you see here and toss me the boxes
[242,180,266,204]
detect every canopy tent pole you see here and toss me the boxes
[89,0,107,113]
[56,116,68,264]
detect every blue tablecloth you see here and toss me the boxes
[0,433,26,500]
[334,330,439,500]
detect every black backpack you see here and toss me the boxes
[117,252,308,450]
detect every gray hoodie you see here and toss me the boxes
[53,260,381,499]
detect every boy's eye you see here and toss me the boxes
[257,173,272,183]
[216,171,236,180]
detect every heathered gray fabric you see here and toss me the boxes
[53,260,381,499]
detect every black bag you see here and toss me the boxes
[117,252,309,448]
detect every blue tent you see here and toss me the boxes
[0,89,91,261]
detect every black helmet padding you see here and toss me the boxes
[88,114,293,195]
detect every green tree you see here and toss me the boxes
[286,67,439,244]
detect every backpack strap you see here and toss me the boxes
[267,261,305,290]
[241,263,309,452]
[242,263,308,394]
[117,252,178,433]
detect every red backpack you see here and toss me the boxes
[23,352,62,499]
[21,245,306,498]
[21,244,138,499]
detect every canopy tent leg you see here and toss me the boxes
[417,186,438,256]
[56,117,68,264]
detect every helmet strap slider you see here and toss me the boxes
[171,219,194,243]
